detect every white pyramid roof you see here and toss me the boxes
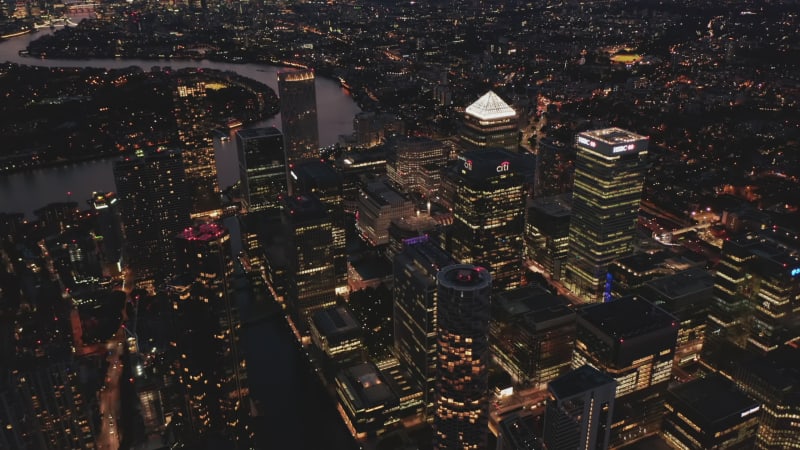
[465,91,517,121]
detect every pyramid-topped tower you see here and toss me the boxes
[460,91,519,153]
[465,91,518,121]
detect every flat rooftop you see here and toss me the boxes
[177,222,227,242]
[364,181,408,207]
[236,126,281,140]
[741,346,800,397]
[498,414,541,450]
[291,159,342,188]
[312,306,360,338]
[613,251,669,274]
[340,362,397,408]
[336,150,388,168]
[577,296,677,340]
[734,233,800,268]
[580,127,647,145]
[391,214,439,233]
[494,286,574,330]
[283,194,328,222]
[645,268,714,300]
[350,255,393,281]
[530,194,572,218]
[495,284,552,316]
[668,375,759,428]
[549,365,615,400]
[576,127,649,156]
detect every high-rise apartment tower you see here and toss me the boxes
[434,264,492,450]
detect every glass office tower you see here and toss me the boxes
[565,128,649,303]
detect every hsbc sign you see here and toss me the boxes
[577,136,596,148]
[613,144,637,153]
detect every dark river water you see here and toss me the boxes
[0,28,361,218]
[0,27,362,450]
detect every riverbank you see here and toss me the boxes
[0,63,278,176]
[0,29,361,217]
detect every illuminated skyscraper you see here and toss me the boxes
[113,149,191,287]
[278,70,319,189]
[236,127,286,213]
[393,238,457,418]
[524,193,571,281]
[565,128,649,303]
[88,191,124,273]
[434,264,492,450]
[459,91,519,153]
[490,286,575,386]
[290,160,347,289]
[282,194,337,325]
[445,149,525,292]
[172,222,248,443]
[543,365,616,450]
[174,78,221,218]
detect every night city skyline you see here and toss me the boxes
[1,0,799,450]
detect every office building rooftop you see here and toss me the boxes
[580,127,648,145]
[644,268,714,300]
[576,127,649,156]
[465,91,517,121]
[340,362,397,409]
[578,296,677,340]
[549,365,616,400]
[668,375,759,430]
[312,306,361,339]
[236,127,282,140]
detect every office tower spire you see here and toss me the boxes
[565,128,649,303]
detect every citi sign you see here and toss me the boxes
[496,161,511,172]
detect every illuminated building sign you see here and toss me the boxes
[740,406,760,418]
[578,129,648,156]
[791,267,800,277]
[577,136,596,148]
[613,144,637,153]
[458,156,473,171]
[403,235,429,246]
[496,161,510,172]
